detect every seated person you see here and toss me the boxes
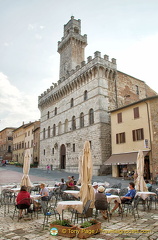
[92,182,98,194]
[95,186,108,219]
[39,183,49,201]
[110,182,136,215]
[16,186,31,219]
[71,176,77,185]
[145,180,152,191]
[66,176,75,190]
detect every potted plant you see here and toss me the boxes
[50,219,76,238]
[77,219,101,239]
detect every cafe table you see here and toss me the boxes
[135,191,157,210]
[106,194,121,204]
[64,190,80,198]
[10,187,21,193]
[56,200,83,219]
[1,185,17,191]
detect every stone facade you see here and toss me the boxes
[0,128,15,161]
[38,17,156,175]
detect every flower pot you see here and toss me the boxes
[50,224,76,238]
[77,222,101,239]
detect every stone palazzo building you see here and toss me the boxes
[38,17,156,175]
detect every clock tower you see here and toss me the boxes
[58,16,87,79]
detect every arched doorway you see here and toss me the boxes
[60,144,66,169]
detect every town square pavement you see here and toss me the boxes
[0,165,158,240]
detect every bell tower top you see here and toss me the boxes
[58,16,87,79]
[63,16,81,37]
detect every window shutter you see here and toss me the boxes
[117,113,122,123]
[132,130,136,141]
[141,128,144,140]
[134,107,139,119]
[116,134,119,144]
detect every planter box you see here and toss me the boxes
[77,222,101,239]
[50,224,76,238]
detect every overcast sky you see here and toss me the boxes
[0,0,158,131]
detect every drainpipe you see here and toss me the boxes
[145,101,152,180]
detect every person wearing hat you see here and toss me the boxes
[92,182,98,193]
[95,186,108,220]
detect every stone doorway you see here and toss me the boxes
[60,144,66,169]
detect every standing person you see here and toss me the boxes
[46,164,50,173]
[16,186,31,219]
[110,182,136,215]
[95,186,108,219]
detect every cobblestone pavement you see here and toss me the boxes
[0,166,158,239]
[0,201,158,240]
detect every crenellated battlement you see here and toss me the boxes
[38,51,117,107]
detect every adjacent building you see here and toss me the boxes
[106,95,158,180]
[12,121,40,165]
[0,127,16,161]
[38,16,156,175]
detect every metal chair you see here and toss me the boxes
[42,201,60,229]
[1,189,15,216]
[111,184,119,188]
[12,198,33,221]
[121,196,140,220]
[71,200,92,224]
[94,200,110,222]
[119,188,128,197]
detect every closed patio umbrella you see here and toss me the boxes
[77,156,82,185]
[21,149,33,187]
[135,150,148,192]
[79,141,94,208]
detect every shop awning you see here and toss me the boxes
[104,151,149,165]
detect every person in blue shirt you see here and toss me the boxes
[110,182,136,215]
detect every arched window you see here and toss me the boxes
[80,112,84,128]
[55,107,57,116]
[48,126,50,138]
[72,116,76,130]
[53,124,56,136]
[64,119,68,133]
[47,111,50,119]
[70,98,74,107]
[89,108,94,125]
[84,90,88,101]
[43,128,45,139]
[58,122,62,135]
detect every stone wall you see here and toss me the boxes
[149,98,158,179]
[116,71,157,108]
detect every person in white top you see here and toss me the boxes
[92,182,98,194]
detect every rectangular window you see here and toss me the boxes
[116,132,125,144]
[132,128,144,141]
[8,137,13,140]
[133,107,139,119]
[52,148,54,155]
[117,112,122,123]
[73,143,75,152]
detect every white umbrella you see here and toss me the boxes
[79,141,95,208]
[21,149,33,187]
[135,150,148,192]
